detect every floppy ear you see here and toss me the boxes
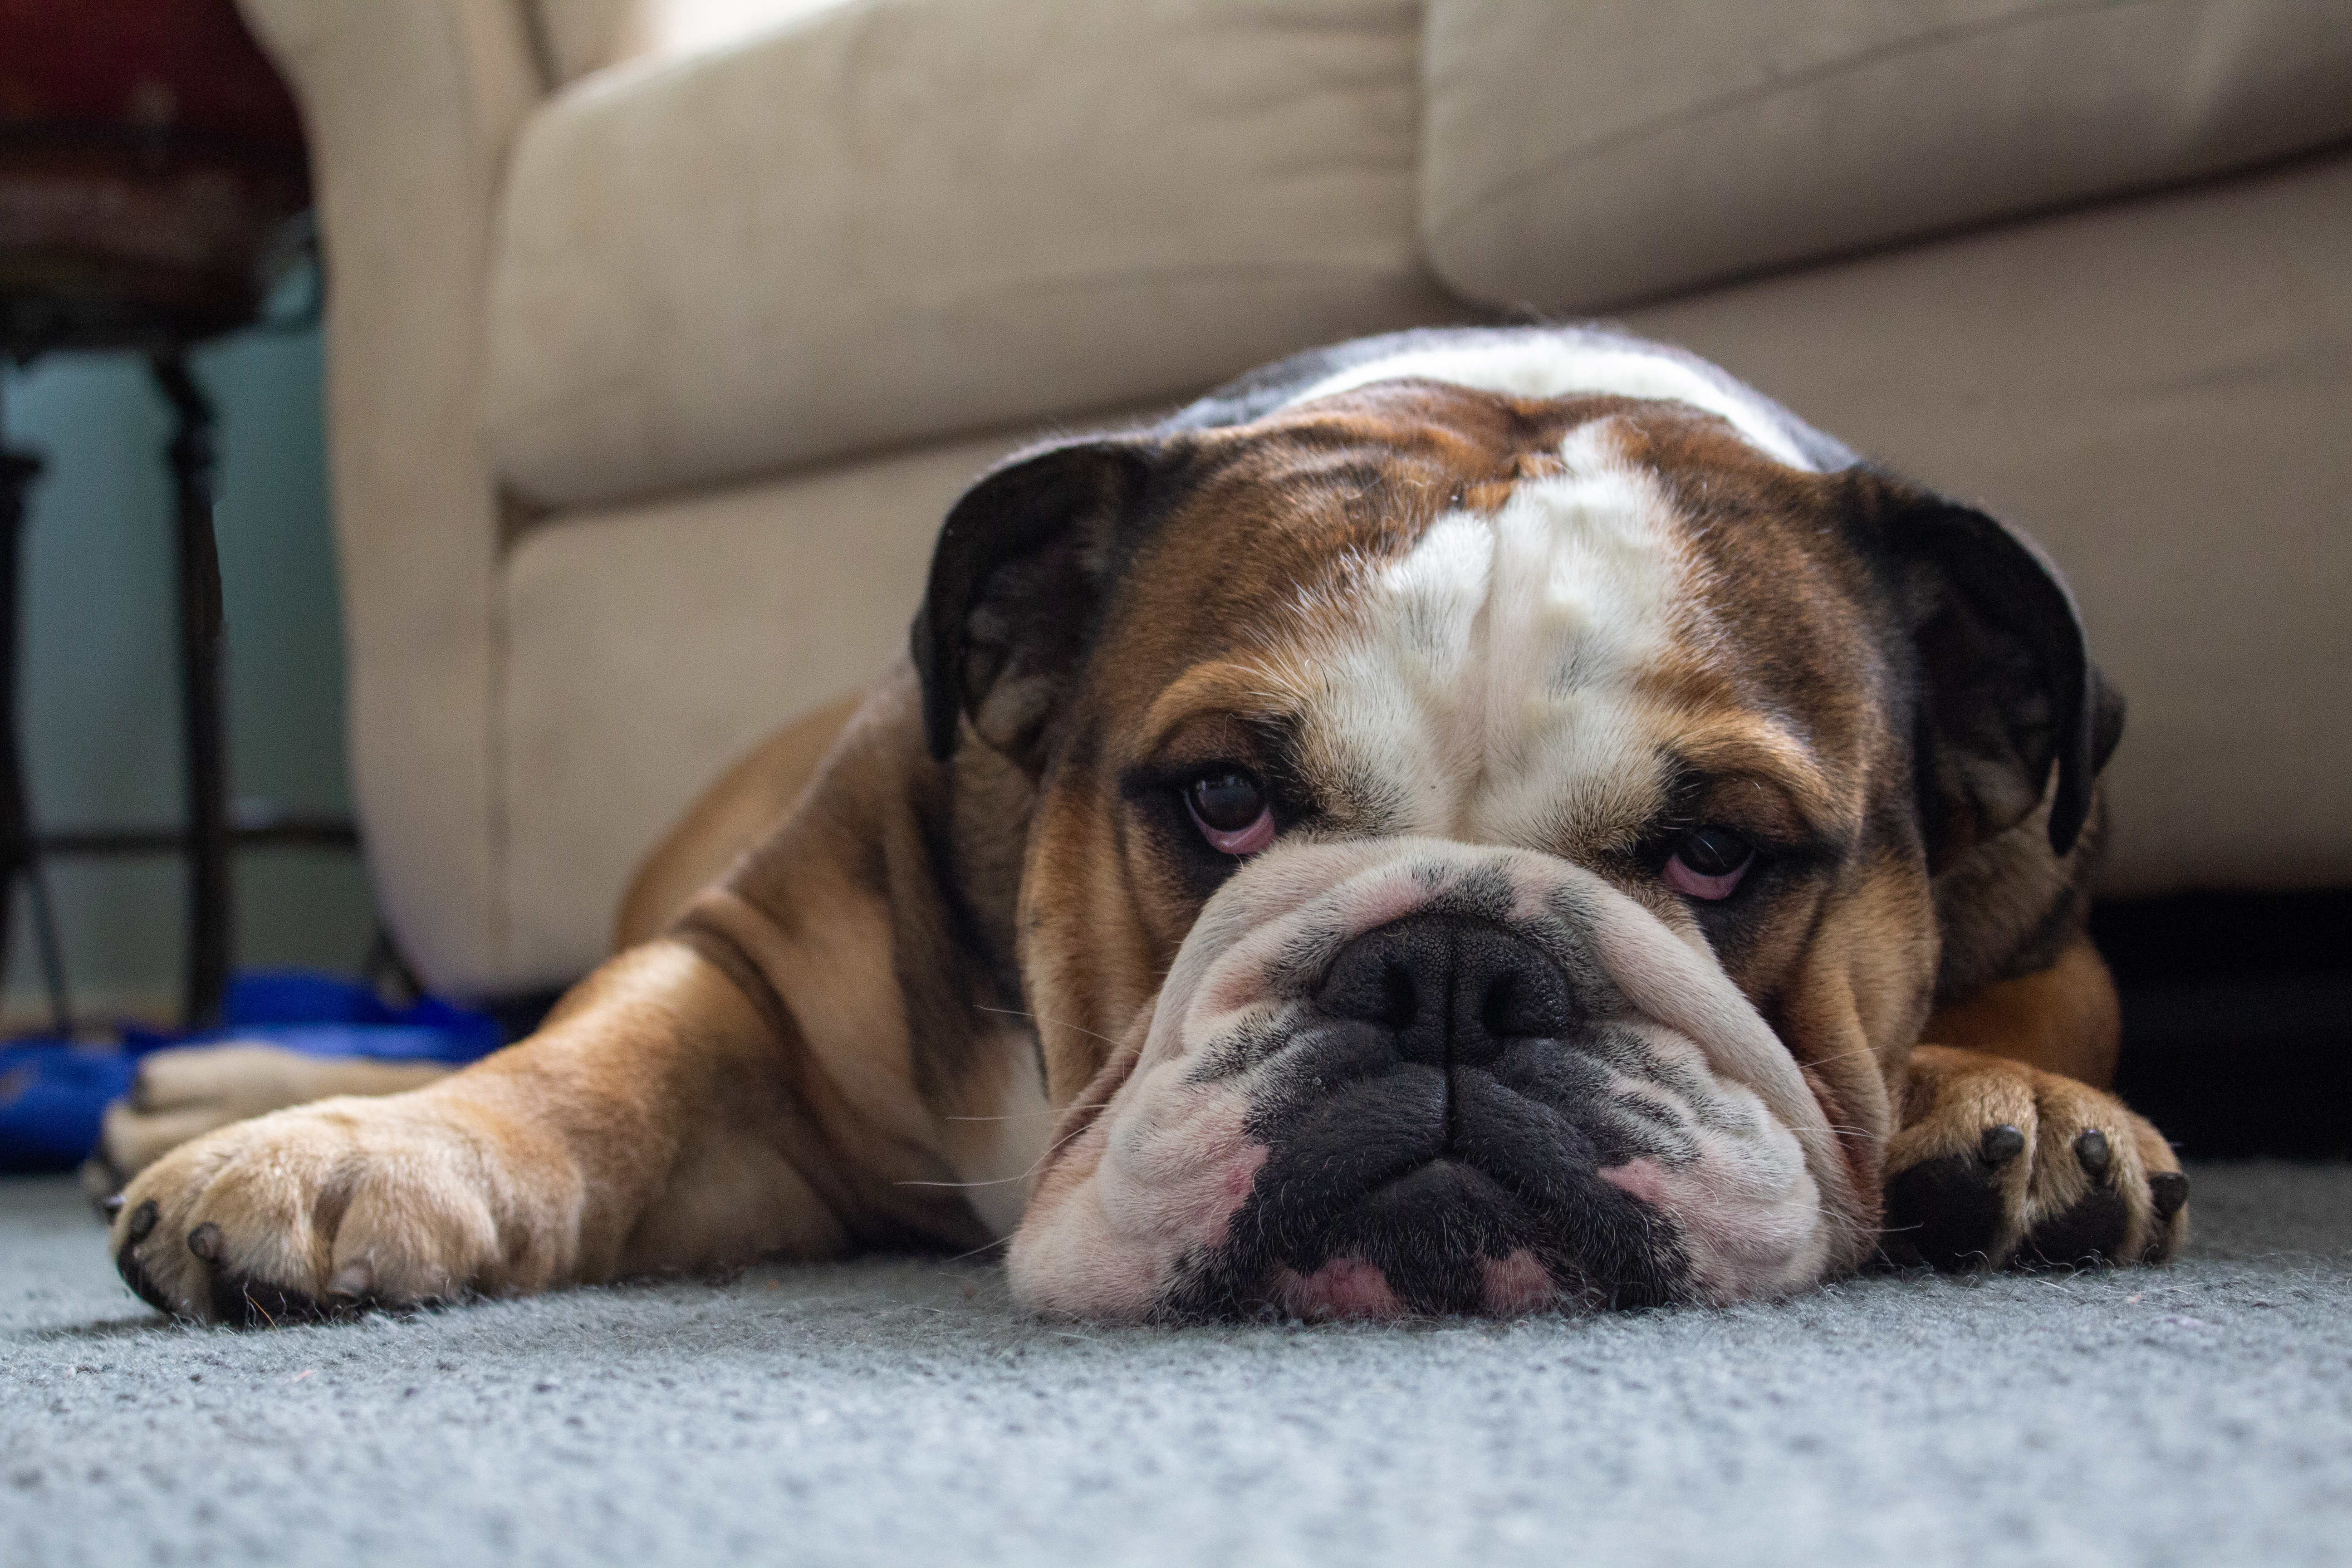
[910,437,1160,766]
[1857,474,2125,862]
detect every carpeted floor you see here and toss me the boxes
[4,1165,2350,1567]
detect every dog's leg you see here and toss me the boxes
[1922,934,2122,1088]
[104,692,878,1286]
[612,692,862,950]
[102,941,899,1323]
[1881,1044,2187,1271]
[105,673,1009,1324]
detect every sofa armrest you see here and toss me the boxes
[237,0,544,994]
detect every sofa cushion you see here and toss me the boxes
[499,425,1035,987]
[1425,0,2352,312]
[484,0,1440,511]
[526,0,639,82]
[524,0,853,86]
[1621,150,2352,901]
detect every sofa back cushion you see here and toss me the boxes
[485,0,1441,510]
[1424,0,2352,312]
[526,0,855,84]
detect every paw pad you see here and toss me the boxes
[1883,1151,2012,1272]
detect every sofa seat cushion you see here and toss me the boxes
[497,424,1036,987]
[483,0,1438,512]
[1426,0,2352,312]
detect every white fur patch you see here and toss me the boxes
[1298,421,1704,858]
[1282,339,1821,471]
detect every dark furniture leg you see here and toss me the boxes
[151,353,230,1029]
[0,384,72,1034]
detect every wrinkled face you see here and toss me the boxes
[1000,381,1943,1319]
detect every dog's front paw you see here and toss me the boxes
[1881,1045,2186,1273]
[107,1093,576,1325]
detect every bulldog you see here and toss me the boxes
[107,326,2188,1324]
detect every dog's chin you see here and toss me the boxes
[1202,1157,1678,1323]
[1277,1245,1564,1320]
[1006,838,1874,1323]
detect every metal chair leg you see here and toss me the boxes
[151,353,231,1029]
[0,382,71,1035]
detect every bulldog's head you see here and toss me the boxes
[912,330,2117,1319]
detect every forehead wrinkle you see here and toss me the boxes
[1131,659,1304,764]
[1664,709,1859,841]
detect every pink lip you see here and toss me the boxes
[1662,851,1748,900]
[1192,803,1276,856]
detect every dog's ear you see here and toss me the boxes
[911,436,1161,766]
[1853,472,2124,862]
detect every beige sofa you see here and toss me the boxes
[240,0,2352,999]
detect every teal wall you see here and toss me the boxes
[1,301,375,1024]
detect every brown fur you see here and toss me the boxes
[614,692,863,949]
[1924,936,2122,1089]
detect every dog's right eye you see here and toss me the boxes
[1663,824,1755,900]
[1185,771,1274,855]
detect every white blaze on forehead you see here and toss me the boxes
[1303,421,1704,853]
[1281,339,1823,472]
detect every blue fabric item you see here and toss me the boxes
[127,970,508,1063]
[0,970,509,1174]
[0,1046,138,1176]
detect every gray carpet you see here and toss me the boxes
[5,1165,2351,1568]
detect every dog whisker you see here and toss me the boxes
[941,1110,1072,1122]
[973,1004,1129,1051]
[894,1176,1031,1189]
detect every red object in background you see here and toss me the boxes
[0,0,312,351]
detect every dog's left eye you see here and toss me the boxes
[1185,771,1274,855]
[1663,825,1754,900]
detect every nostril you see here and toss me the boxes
[1460,930,1575,1047]
[1318,921,1446,1031]
[1378,962,1419,1032]
[1478,966,1569,1042]
[1317,917,1575,1059]
[1480,971,1525,1041]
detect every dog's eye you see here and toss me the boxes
[1185,771,1274,855]
[1663,825,1754,900]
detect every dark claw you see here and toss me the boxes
[100,1192,127,1219]
[2149,1171,2190,1221]
[186,1222,223,1263]
[126,1200,159,1245]
[115,1241,172,1314]
[1980,1124,2026,1166]
[2074,1128,2112,1181]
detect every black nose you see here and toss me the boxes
[1315,916,1575,1067]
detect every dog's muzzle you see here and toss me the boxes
[1008,839,1870,1321]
